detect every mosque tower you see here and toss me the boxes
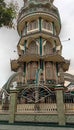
[4,0,70,105]
[1,0,72,125]
[11,0,69,87]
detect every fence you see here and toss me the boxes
[0,103,74,114]
[17,103,57,114]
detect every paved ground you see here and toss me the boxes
[0,124,74,130]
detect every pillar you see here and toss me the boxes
[9,90,17,123]
[55,86,65,125]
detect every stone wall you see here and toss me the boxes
[0,114,9,121]
[0,112,74,125]
[66,114,74,124]
[15,114,58,123]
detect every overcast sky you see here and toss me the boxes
[0,0,74,87]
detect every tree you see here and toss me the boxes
[0,0,18,28]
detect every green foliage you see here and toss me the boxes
[0,0,18,28]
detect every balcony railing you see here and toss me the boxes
[23,51,59,57]
[17,6,60,25]
[18,50,60,63]
[65,103,74,113]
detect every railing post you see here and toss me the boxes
[55,85,65,126]
[9,90,18,123]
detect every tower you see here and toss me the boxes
[2,1,74,125]
[3,0,70,118]
[10,0,70,103]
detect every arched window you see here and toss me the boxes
[42,20,53,33]
[27,62,38,81]
[45,62,53,80]
[28,41,38,54]
[27,20,38,31]
[44,41,53,55]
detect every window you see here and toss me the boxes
[28,20,38,31]
[42,20,53,32]
[45,62,53,80]
[27,62,38,80]
[28,41,38,54]
[44,41,53,55]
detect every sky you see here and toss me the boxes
[0,0,74,87]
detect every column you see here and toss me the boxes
[40,36,42,56]
[55,86,65,125]
[52,22,55,35]
[25,22,27,35]
[9,90,18,123]
[24,40,27,53]
[39,17,42,32]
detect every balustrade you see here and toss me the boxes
[17,103,57,113]
[18,7,59,23]
[65,103,74,113]
[1,102,74,115]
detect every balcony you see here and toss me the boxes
[43,53,65,62]
[17,6,61,26]
[18,52,40,62]
[17,5,61,36]
[18,50,64,63]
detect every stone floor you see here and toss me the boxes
[0,124,74,130]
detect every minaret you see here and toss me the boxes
[1,1,73,125]
[11,0,70,87]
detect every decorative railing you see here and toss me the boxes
[17,103,57,113]
[17,103,74,114]
[65,103,74,113]
[22,49,58,56]
[0,103,74,114]
[17,7,60,24]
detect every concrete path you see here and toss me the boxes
[0,124,74,130]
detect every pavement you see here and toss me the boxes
[0,124,74,130]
